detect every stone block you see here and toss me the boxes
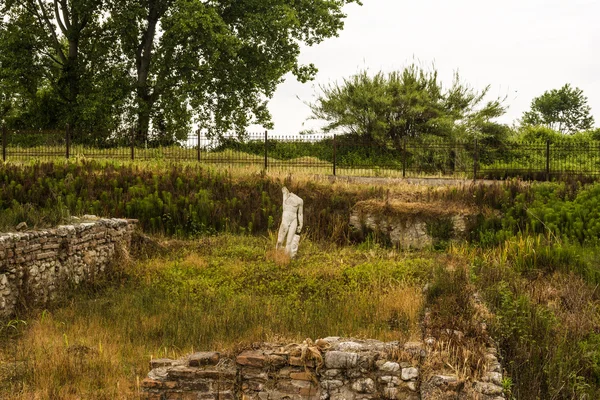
[379,361,400,373]
[237,351,267,367]
[268,354,287,367]
[324,351,358,369]
[401,367,418,381]
[288,371,313,382]
[242,367,268,381]
[351,378,376,394]
[473,382,503,396]
[151,358,175,369]
[198,391,234,400]
[141,378,163,389]
[189,352,220,367]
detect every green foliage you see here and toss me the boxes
[0,0,131,135]
[0,161,375,243]
[508,183,600,248]
[1,0,361,141]
[521,84,595,134]
[308,65,506,146]
[425,217,454,249]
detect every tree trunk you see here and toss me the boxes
[135,0,161,144]
[65,39,79,125]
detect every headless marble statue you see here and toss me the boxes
[276,187,303,258]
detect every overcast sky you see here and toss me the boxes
[261,0,600,135]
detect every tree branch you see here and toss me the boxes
[59,0,71,30]
[40,49,64,65]
[53,0,68,35]
[35,0,67,63]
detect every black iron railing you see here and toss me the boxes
[2,126,600,180]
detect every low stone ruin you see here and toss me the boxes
[0,218,136,317]
[141,337,505,399]
[349,200,480,249]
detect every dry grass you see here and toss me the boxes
[0,234,435,399]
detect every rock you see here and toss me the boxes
[401,367,419,381]
[189,351,220,367]
[242,368,268,381]
[379,361,400,373]
[383,387,398,399]
[236,351,267,367]
[290,371,314,381]
[429,375,458,385]
[323,369,341,378]
[379,376,400,385]
[324,351,359,369]
[483,371,503,386]
[150,358,174,369]
[16,222,27,231]
[336,341,364,351]
[474,382,503,396]
[351,378,375,394]
[320,380,344,390]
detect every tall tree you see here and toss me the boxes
[521,84,595,134]
[3,0,101,121]
[308,65,505,147]
[108,0,361,143]
[1,0,132,135]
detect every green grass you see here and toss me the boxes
[0,234,433,399]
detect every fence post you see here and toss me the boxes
[332,134,337,176]
[402,137,407,178]
[264,130,268,171]
[473,139,479,180]
[130,128,135,160]
[2,125,6,162]
[65,124,71,159]
[197,129,201,162]
[545,139,550,181]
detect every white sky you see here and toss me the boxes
[262,0,600,135]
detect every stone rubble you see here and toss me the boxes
[0,218,136,317]
[142,337,505,399]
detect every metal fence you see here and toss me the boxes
[3,126,600,180]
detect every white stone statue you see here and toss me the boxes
[276,187,304,258]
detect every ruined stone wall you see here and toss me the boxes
[0,218,136,317]
[349,201,479,249]
[142,337,505,400]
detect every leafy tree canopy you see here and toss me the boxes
[307,65,506,146]
[0,0,362,143]
[521,84,595,134]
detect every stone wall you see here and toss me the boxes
[0,218,136,317]
[349,200,479,249]
[142,337,505,400]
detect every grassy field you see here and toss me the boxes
[2,161,600,399]
[3,233,598,399]
[0,235,435,399]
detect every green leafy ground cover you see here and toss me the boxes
[1,162,600,398]
[0,235,431,399]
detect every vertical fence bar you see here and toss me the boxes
[332,134,337,176]
[65,124,71,159]
[2,125,6,162]
[473,139,479,180]
[402,137,407,178]
[264,130,268,171]
[130,128,135,160]
[197,129,201,162]
[545,139,550,181]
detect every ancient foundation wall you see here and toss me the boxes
[142,337,505,400]
[0,218,136,317]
